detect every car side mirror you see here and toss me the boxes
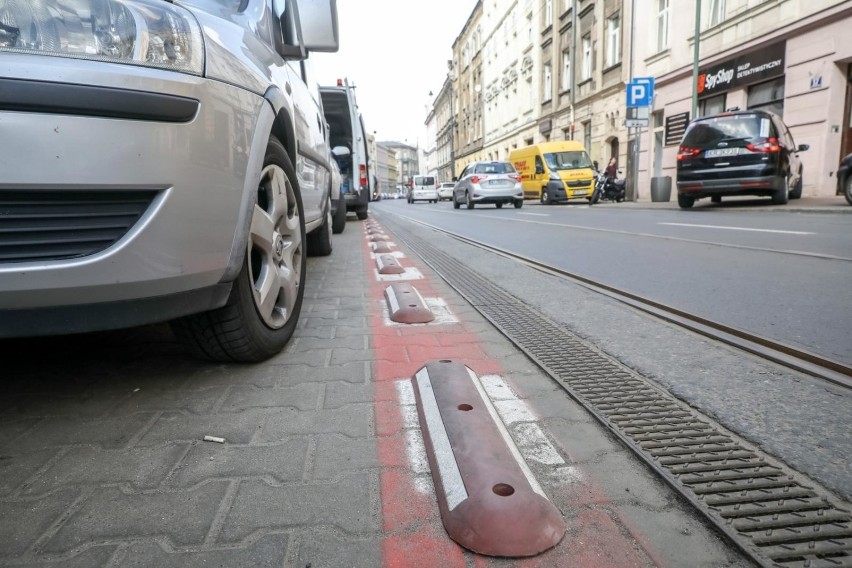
[593,160,599,170]
[332,146,350,157]
[276,0,339,59]
[797,144,809,152]
[535,165,544,174]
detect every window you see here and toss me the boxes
[698,94,726,117]
[747,77,785,116]
[582,34,592,80]
[606,14,620,67]
[545,0,553,27]
[708,0,725,27]
[583,120,591,153]
[562,50,572,91]
[656,0,669,52]
[543,62,552,102]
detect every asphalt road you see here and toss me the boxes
[374,197,852,366]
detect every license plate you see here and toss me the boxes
[705,148,739,158]
[489,179,507,186]
[573,190,588,196]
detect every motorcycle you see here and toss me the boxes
[590,161,625,204]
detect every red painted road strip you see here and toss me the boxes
[363,221,660,567]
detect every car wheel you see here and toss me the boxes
[171,136,305,362]
[845,174,852,206]
[772,173,790,205]
[306,196,333,256]
[453,195,461,209]
[540,190,548,205]
[356,208,368,220]
[514,199,523,209]
[790,172,803,199]
[465,192,474,209]
[496,202,503,209]
[711,195,722,203]
[590,186,601,205]
[331,198,347,234]
[677,193,695,209]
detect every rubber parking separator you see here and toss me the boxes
[385,283,435,324]
[411,360,566,557]
[368,234,389,242]
[372,242,393,254]
[376,254,405,275]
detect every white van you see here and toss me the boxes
[408,175,439,203]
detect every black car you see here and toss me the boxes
[676,110,809,209]
[837,153,852,206]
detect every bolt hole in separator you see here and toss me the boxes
[412,359,566,557]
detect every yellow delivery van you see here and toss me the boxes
[509,141,595,203]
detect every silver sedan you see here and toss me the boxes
[452,161,524,209]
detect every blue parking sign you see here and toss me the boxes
[626,77,654,107]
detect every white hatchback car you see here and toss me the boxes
[438,182,455,201]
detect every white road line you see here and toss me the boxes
[659,222,815,235]
[517,212,551,217]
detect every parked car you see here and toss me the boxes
[438,182,456,201]
[676,110,808,209]
[408,175,439,203]
[0,0,340,362]
[837,153,852,205]
[452,161,524,209]
[509,141,595,203]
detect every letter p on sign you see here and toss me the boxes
[626,78,654,107]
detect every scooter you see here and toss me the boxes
[590,161,626,204]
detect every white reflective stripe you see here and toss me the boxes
[659,222,814,235]
[385,286,400,314]
[415,368,468,511]
[466,367,547,498]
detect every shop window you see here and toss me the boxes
[699,94,726,117]
[747,77,785,116]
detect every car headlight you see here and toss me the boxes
[0,0,203,75]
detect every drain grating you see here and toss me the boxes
[387,220,852,568]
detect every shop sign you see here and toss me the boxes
[697,42,785,96]
[665,112,690,146]
[539,119,552,134]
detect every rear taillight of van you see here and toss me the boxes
[747,137,781,153]
[677,147,701,161]
[360,164,367,188]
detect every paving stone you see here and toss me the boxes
[45,482,230,553]
[137,409,273,446]
[0,490,78,557]
[0,449,57,496]
[295,530,382,568]
[323,382,374,408]
[256,404,373,441]
[544,418,624,463]
[1,393,127,419]
[182,365,280,388]
[276,362,369,387]
[0,419,39,447]
[17,544,117,567]
[265,349,329,367]
[312,435,380,480]
[330,348,374,365]
[24,445,189,494]
[172,440,309,487]
[6,414,156,452]
[295,335,366,351]
[120,533,289,567]
[109,387,228,415]
[220,383,321,412]
[220,475,378,541]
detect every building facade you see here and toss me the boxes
[380,141,419,187]
[634,0,852,198]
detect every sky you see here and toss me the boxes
[310,0,478,146]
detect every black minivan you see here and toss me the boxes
[676,110,809,209]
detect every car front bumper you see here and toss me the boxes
[0,54,267,333]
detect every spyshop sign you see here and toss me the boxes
[697,42,785,96]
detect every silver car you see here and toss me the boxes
[0,0,339,362]
[452,161,524,209]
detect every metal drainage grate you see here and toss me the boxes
[388,220,852,568]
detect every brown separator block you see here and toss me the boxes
[368,234,389,242]
[372,242,393,254]
[376,254,405,275]
[384,283,435,324]
[411,361,566,557]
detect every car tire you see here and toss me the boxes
[845,174,852,206]
[514,199,523,209]
[540,190,549,205]
[331,198,347,234]
[465,192,474,209]
[590,186,601,205]
[496,202,503,209]
[772,173,790,205]
[677,193,695,209]
[453,196,461,209]
[171,136,305,363]
[356,209,368,220]
[306,196,333,256]
[790,172,803,199]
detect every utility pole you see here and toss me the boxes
[692,0,702,119]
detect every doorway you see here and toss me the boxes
[842,64,852,159]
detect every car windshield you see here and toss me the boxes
[474,162,515,174]
[682,115,773,148]
[544,151,592,170]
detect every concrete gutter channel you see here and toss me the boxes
[0,205,847,566]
